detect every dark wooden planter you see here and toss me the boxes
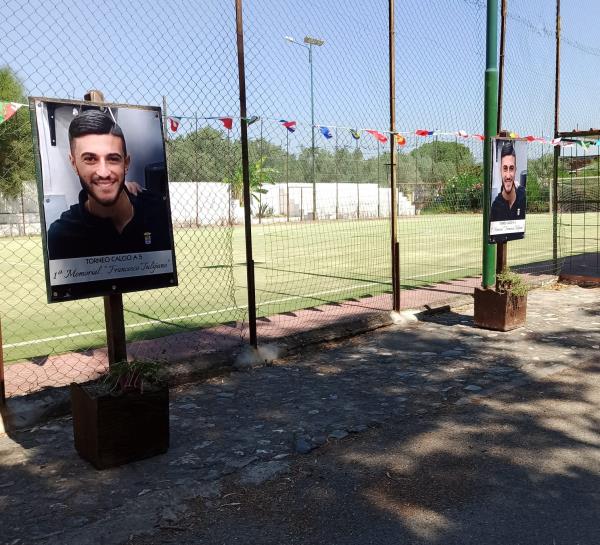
[71,382,169,470]
[473,287,527,331]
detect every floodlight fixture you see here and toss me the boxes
[304,36,324,47]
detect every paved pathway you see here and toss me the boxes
[0,283,597,544]
[4,274,550,398]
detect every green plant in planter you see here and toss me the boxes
[496,269,529,297]
[102,359,165,395]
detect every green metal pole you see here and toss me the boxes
[309,44,317,220]
[482,0,499,288]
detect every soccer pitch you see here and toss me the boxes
[0,212,588,363]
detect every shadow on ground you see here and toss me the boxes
[0,286,599,545]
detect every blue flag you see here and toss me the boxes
[320,126,333,139]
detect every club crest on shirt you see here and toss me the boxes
[144,232,152,245]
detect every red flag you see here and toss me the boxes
[168,116,181,132]
[366,130,387,143]
[473,134,485,141]
[525,135,536,142]
[415,129,433,136]
[395,134,406,146]
[219,117,233,130]
[280,120,297,132]
[0,102,21,124]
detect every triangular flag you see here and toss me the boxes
[395,134,406,146]
[366,130,388,144]
[525,135,536,142]
[168,116,181,132]
[219,117,233,130]
[415,129,433,137]
[551,137,562,146]
[279,119,296,133]
[473,134,485,141]
[245,115,259,125]
[457,130,468,138]
[319,126,333,139]
[350,129,361,140]
[0,101,23,124]
[579,140,590,150]
[596,140,600,146]
[509,132,519,138]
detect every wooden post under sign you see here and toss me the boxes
[83,89,128,365]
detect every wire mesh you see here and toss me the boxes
[0,0,592,399]
[1,0,247,396]
[555,3,600,277]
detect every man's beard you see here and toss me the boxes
[502,179,514,196]
[80,176,126,207]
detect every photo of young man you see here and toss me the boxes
[31,98,177,302]
[489,138,528,244]
[48,110,171,260]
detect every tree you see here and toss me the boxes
[0,67,34,198]
[410,140,476,185]
[166,126,237,183]
[225,156,277,205]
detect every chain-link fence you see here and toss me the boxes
[0,1,593,399]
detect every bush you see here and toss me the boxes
[424,169,483,213]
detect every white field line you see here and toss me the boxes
[408,267,477,279]
[4,282,377,349]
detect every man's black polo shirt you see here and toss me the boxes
[490,186,526,222]
[48,188,172,260]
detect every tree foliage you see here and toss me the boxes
[165,130,486,213]
[0,67,34,198]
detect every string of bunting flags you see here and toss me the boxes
[160,114,599,149]
[0,102,593,151]
[0,102,595,150]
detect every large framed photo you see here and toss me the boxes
[489,138,528,244]
[30,98,178,303]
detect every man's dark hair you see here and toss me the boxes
[68,109,127,156]
[500,140,516,159]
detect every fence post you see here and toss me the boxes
[552,0,561,274]
[20,188,26,237]
[235,0,258,348]
[0,318,5,406]
[496,0,508,277]
[481,0,499,289]
[389,0,400,311]
[84,89,127,365]
[285,130,290,221]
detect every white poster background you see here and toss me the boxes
[49,251,174,286]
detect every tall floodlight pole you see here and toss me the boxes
[285,35,325,220]
[482,0,499,288]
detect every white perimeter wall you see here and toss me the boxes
[169,182,415,225]
[1,181,415,234]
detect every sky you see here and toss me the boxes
[2,0,600,157]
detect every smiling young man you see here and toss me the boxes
[47,109,171,260]
[490,140,526,222]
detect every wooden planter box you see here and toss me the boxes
[71,382,169,470]
[473,287,527,331]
